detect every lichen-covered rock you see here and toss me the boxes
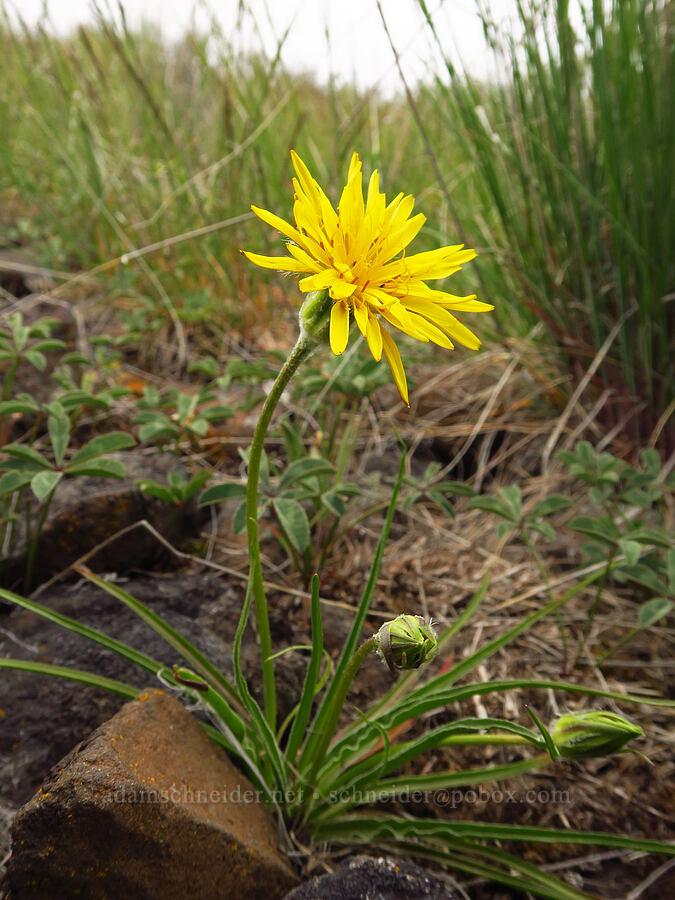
[8,691,298,900]
[283,855,455,899]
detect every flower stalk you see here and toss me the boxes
[246,333,315,728]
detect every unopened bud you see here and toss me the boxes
[376,614,438,676]
[551,711,643,760]
[299,289,333,346]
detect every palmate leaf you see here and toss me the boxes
[69,432,135,466]
[31,469,62,500]
[65,459,126,479]
[638,597,673,628]
[277,457,335,490]
[1,443,52,469]
[0,395,39,416]
[199,481,248,504]
[0,469,34,496]
[47,412,70,466]
[467,495,514,520]
[272,496,310,553]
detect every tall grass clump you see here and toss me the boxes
[0,4,450,351]
[414,0,673,440]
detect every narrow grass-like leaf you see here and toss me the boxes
[286,574,324,766]
[0,658,138,699]
[0,586,166,675]
[526,705,559,761]
[321,717,541,796]
[326,677,673,774]
[232,577,289,797]
[313,814,675,857]
[73,567,239,705]
[298,447,407,773]
[360,836,598,900]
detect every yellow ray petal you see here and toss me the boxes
[251,205,306,248]
[329,279,358,300]
[287,242,324,271]
[329,299,350,355]
[366,310,383,361]
[408,311,454,349]
[402,296,482,348]
[438,298,495,312]
[381,326,409,407]
[299,269,336,292]
[240,249,312,273]
[352,299,369,337]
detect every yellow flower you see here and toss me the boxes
[242,150,493,405]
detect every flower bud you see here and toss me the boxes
[376,614,438,675]
[299,289,333,347]
[551,711,643,760]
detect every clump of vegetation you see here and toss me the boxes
[0,2,673,897]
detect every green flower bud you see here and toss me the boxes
[376,614,438,676]
[551,711,643,760]
[299,289,333,347]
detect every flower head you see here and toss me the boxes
[242,151,493,405]
[375,614,438,675]
[551,711,643,760]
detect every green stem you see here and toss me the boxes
[575,544,617,667]
[521,528,569,670]
[246,334,314,729]
[25,486,57,593]
[302,636,377,807]
[1,356,19,402]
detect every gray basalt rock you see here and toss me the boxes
[284,856,456,900]
[7,690,298,900]
[283,855,455,899]
[2,451,208,592]
[0,571,234,810]
[0,571,306,816]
